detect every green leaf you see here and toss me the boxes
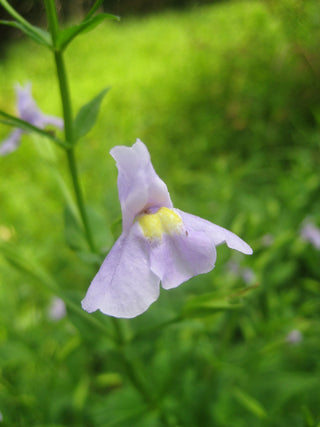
[87,205,113,252]
[0,0,51,47]
[73,376,90,410]
[57,13,119,51]
[76,251,103,266]
[0,241,58,294]
[64,205,104,266]
[64,290,112,339]
[64,204,87,252]
[232,387,267,419]
[0,241,112,337]
[64,204,112,261]
[91,386,150,427]
[73,88,110,141]
[182,291,242,318]
[0,19,51,47]
[0,110,69,149]
[111,216,122,240]
[95,372,123,389]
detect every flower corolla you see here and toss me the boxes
[0,83,63,156]
[300,220,320,250]
[82,139,253,318]
[47,297,67,321]
[286,329,303,345]
[226,260,255,284]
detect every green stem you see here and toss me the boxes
[111,318,178,427]
[111,319,155,404]
[55,50,96,253]
[85,0,105,21]
[53,51,73,137]
[44,3,175,426]
[0,0,39,32]
[44,0,96,253]
[43,0,59,44]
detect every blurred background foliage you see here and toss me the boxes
[0,0,221,48]
[0,0,320,425]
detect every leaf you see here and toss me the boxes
[229,283,260,298]
[0,0,51,46]
[111,216,122,240]
[0,110,69,149]
[73,88,110,141]
[57,13,119,51]
[73,376,90,410]
[0,241,61,302]
[87,205,114,252]
[95,372,123,389]
[63,290,113,339]
[64,203,112,263]
[0,241,112,337]
[232,387,267,419]
[0,19,51,47]
[90,386,150,427]
[104,407,154,427]
[76,251,103,266]
[182,292,242,318]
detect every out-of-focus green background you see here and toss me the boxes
[0,0,320,425]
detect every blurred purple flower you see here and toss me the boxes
[261,233,274,247]
[82,139,253,318]
[226,260,255,284]
[242,267,255,284]
[286,329,302,345]
[0,83,63,156]
[300,221,320,250]
[48,297,67,321]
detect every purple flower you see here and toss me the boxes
[261,233,274,247]
[47,297,67,321]
[226,260,255,284]
[300,220,320,250]
[286,329,302,345]
[82,140,253,318]
[0,83,63,156]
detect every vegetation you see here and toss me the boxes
[0,1,319,425]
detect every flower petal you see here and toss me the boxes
[0,129,23,156]
[149,225,217,290]
[16,83,41,125]
[16,83,63,130]
[41,114,64,130]
[81,222,160,318]
[110,139,173,232]
[176,209,253,255]
[300,221,320,250]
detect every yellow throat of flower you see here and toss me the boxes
[138,207,183,241]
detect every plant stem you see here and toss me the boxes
[85,0,105,21]
[44,3,176,426]
[111,318,155,404]
[55,51,96,253]
[43,0,59,43]
[44,0,96,254]
[0,0,40,33]
[111,318,178,427]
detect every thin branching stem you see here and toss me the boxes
[43,3,177,425]
[44,0,96,254]
[111,318,179,427]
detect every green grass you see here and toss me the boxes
[0,1,320,426]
